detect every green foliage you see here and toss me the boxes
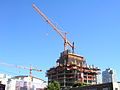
[73,81,88,87]
[47,81,60,90]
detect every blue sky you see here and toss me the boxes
[0,0,120,81]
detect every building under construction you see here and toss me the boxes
[32,4,101,89]
[47,50,100,88]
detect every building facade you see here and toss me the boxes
[64,82,120,90]
[0,74,11,90]
[47,50,100,89]
[102,68,117,83]
[7,75,47,90]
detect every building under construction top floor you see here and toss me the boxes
[46,50,100,89]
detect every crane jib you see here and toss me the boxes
[32,4,75,53]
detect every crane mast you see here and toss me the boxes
[32,4,75,53]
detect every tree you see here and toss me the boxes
[73,81,88,87]
[47,81,60,90]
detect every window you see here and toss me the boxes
[88,80,92,83]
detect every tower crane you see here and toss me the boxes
[32,4,75,53]
[0,62,42,78]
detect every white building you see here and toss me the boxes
[113,82,120,90]
[96,74,102,84]
[0,73,11,90]
[7,75,47,90]
[102,68,117,83]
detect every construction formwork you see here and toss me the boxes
[47,50,100,89]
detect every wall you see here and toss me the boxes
[113,82,120,90]
[64,83,113,90]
